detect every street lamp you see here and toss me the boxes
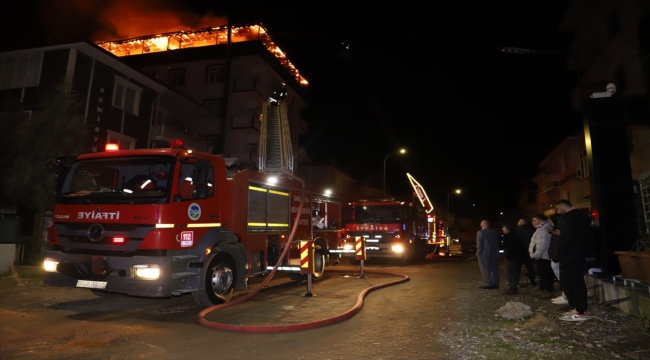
[383,148,406,196]
[446,189,461,251]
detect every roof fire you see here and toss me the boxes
[96,24,308,86]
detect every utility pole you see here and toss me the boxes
[217,13,233,154]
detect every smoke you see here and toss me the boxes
[38,0,227,43]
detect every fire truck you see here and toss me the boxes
[42,89,342,305]
[331,173,439,263]
[334,198,430,263]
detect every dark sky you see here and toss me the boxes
[1,1,583,218]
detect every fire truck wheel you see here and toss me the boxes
[192,252,235,306]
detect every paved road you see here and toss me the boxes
[1,255,475,360]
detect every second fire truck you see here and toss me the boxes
[335,198,430,263]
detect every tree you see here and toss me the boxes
[0,83,92,263]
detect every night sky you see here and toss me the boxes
[1,1,583,218]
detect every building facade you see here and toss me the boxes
[97,24,310,170]
[0,42,216,153]
[526,2,650,238]
[533,133,591,218]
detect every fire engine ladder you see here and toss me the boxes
[258,91,294,174]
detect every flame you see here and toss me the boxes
[38,1,309,86]
[97,24,308,86]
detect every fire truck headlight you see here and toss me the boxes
[391,244,404,253]
[343,244,354,250]
[133,264,160,280]
[43,258,59,272]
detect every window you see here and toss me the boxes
[106,129,136,150]
[177,162,215,200]
[0,54,42,90]
[168,68,186,86]
[205,64,224,83]
[203,98,221,114]
[111,76,141,115]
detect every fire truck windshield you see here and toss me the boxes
[345,205,403,223]
[59,156,174,204]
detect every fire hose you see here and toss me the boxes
[197,172,410,332]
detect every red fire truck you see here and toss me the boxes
[42,90,342,306]
[334,198,430,263]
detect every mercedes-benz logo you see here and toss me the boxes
[88,223,104,242]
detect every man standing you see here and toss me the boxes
[476,220,500,289]
[553,199,591,322]
[514,218,537,287]
[501,223,526,295]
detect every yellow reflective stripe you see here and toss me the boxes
[155,224,174,228]
[268,190,289,196]
[248,223,289,227]
[249,186,267,192]
[187,223,221,228]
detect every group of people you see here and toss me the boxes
[475,199,591,321]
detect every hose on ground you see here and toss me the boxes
[197,267,409,333]
[196,171,409,332]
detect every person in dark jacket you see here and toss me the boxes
[553,199,591,322]
[501,223,526,295]
[514,218,537,287]
[476,220,500,289]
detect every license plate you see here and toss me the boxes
[76,280,107,289]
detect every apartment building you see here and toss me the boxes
[533,133,591,218]
[0,42,215,153]
[97,24,310,169]
[526,0,650,249]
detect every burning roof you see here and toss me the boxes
[96,24,308,86]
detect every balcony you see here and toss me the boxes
[150,124,211,152]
